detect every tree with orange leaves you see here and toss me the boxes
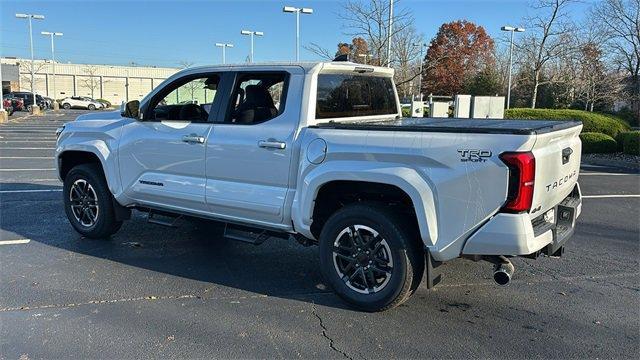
[422,20,496,96]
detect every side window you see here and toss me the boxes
[148,74,221,122]
[224,72,287,125]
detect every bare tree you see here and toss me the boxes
[519,0,577,108]
[18,61,47,94]
[339,0,414,67]
[592,0,640,122]
[79,65,101,98]
[391,24,423,98]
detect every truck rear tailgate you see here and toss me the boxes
[529,124,583,217]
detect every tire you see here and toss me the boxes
[63,164,123,239]
[62,103,71,110]
[318,203,424,312]
[88,104,96,110]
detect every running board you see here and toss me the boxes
[146,210,183,228]
[223,223,288,245]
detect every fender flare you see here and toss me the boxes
[56,141,122,196]
[291,161,438,247]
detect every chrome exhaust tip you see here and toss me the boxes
[492,261,514,286]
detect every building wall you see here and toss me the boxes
[1,58,178,105]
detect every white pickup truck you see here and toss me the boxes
[56,61,582,311]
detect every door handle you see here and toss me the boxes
[258,140,286,149]
[182,134,205,144]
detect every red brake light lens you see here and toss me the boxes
[500,151,536,213]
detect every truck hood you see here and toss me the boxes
[75,110,121,122]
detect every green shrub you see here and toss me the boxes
[401,107,411,117]
[505,108,631,138]
[579,132,618,154]
[622,131,640,155]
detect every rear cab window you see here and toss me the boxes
[315,73,398,119]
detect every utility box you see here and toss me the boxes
[410,100,424,118]
[430,101,449,118]
[454,95,471,118]
[471,96,505,119]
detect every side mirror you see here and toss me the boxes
[122,100,140,119]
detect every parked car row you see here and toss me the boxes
[1,92,109,112]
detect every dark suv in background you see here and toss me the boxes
[7,92,46,112]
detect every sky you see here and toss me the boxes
[0,0,594,68]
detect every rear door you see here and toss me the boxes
[118,71,226,213]
[204,68,303,225]
[529,124,583,216]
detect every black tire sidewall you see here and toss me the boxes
[63,164,118,238]
[319,204,416,311]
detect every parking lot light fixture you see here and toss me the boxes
[41,31,63,103]
[283,6,313,61]
[215,43,234,64]
[16,13,45,110]
[241,30,264,63]
[501,25,525,109]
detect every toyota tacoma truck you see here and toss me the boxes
[56,61,583,311]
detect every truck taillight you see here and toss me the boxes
[500,151,535,213]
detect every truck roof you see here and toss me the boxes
[178,61,394,76]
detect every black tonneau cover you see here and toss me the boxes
[313,117,582,135]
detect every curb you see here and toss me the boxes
[582,158,640,170]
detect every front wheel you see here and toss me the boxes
[318,203,424,312]
[63,164,122,239]
[88,104,96,110]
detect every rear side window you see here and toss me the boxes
[316,74,397,119]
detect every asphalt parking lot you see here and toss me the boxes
[1,110,638,359]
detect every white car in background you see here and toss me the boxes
[60,96,104,110]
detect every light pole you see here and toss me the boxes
[412,42,427,100]
[240,30,263,63]
[16,13,45,112]
[215,43,234,64]
[283,6,313,61]
[386,0,394,67]
[41,31,63,107]
[501,26,525,109]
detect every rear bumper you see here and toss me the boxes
[462,184,582,256]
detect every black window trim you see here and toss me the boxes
[141,71,227,123]
[218,70,291,125]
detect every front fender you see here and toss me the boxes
[291,160,438,247]
[56,123,124,196]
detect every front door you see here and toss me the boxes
[205,70,301,225]
[118,72,224,213]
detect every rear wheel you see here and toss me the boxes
[62,103,71,110]
[63,164,122,239]
[318,203,423,312]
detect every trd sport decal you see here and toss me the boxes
[458,149,492,163]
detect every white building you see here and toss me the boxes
[1,57,178,105]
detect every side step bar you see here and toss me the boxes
[223,223,289,245]
[146,209,183,227]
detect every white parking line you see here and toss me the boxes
[0,239,31,245]
[0,168,56,171]
[0,189,61,194]
[582,195,640,199]
[0,157,54,159]
[580,173,638,176]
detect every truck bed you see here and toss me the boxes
[313,118,582,135]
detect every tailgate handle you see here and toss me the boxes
[562,147,573,164]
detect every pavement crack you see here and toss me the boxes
[311,303,354,360]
